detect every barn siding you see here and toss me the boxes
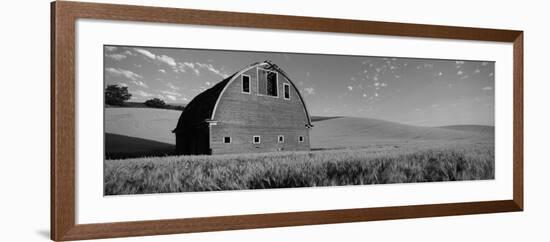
[211,66,311,154]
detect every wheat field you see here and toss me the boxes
[104,141,494,195]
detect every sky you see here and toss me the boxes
[104,45,494,127]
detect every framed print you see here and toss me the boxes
[51,1,523,241]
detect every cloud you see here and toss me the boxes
[380,83,388,87]
[134,90,154,98]
[489,72,494,77]
[105,67,142,81]
[482,62,489,66]
[455,61,465,65]
[482,86,493,91]
[183,62,195,69]
[457,70,464,75]
[166,82,179,90]
[105,46,117,52]
[205,81,212,86]
[165,95,177,101]
[131,80,148,88]
[157,55,176,67]
[438,72,443,76]
[161,90,181,96]
[124,50,136,56]
[460,75,469,80]
[176,62,202,75]
[304,87,315,95]
[159,69,166,73]
[474,69,481,74]
[133,48,177,67]
[133,48,156,59]
[195,62,227,77]
[374,82,380,87]
[106,53,127,61]
[362,93,367,98]
[347,86,353,91]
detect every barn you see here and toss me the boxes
[173,61,313,155]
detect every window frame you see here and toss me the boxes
[278,135,284,143]
[256,67,279,98]
[241,74,251,94]
[253,135,261,144]
[223,136,231,144]
[283,83,290,100]
[298,136,304,142]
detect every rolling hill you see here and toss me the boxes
[104,108,494,157]
[310,117,493,149]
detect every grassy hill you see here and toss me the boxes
[310,117,493,150]
[105,108,179,158]
[104,108,494,158]
[439,125,494,134]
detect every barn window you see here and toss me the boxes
[258,68,278,97]
[283,83,290,100]
[298,136,304,142]
[278,135,284,143]
[253,135,261,144]
[242,75,250,93]
[223,137,231,144]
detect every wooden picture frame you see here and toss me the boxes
[51,1,523,241]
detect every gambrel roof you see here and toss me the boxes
[173,61,312,134]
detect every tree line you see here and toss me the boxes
[105,84,185,110]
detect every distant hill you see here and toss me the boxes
[438,125,494,134]
[106,102,186,111]
[310,117,493,149]
[104,108,494,157]
[310,116,340,122]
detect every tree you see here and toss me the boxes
[105,85,131,106]
[144,98,166,108]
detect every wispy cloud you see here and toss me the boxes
[304,87,315,95]
[105,46,117,52]
[132,80,148,88]
[157,55,176,67]
[165,95,177,101]
[133,90,154,98]
[106,53,127,61]
[133,48,156,59]
[482,86,493,91]
[133,48,177,67]
[347,86,353,91]
[161,90,181,96]
[166,82,179,90]
[196,62,227,77]
[105,67,142,81]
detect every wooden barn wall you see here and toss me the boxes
[210,67,311,154]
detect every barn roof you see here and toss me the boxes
[173,61,312,134]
